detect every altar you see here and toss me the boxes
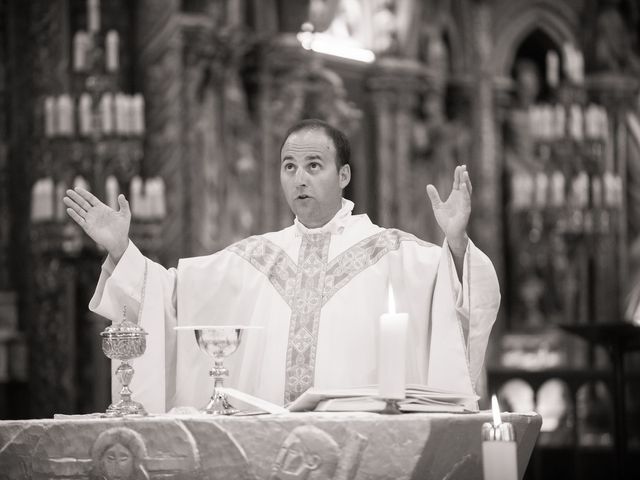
[0,411,541,479]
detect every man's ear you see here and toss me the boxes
[339,164,351,189]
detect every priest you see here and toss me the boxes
[64,119,500,412]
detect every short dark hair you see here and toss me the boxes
[280,119,351,168]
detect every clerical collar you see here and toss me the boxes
[294,198,354,236]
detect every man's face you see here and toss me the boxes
[101,443,134,480]
[280,128,350,228]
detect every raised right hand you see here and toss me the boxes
[63,187,131,262]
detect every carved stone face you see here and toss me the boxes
[280,128,350,228]
[101,442,134,480]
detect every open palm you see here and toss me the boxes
[63,188,131,258]
[426,165,472,241]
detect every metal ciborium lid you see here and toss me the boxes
[100,306,148,417]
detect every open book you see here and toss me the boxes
[288,384,479,413]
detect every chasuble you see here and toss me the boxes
[89,200,500,412]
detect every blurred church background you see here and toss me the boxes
[0,0,640,478]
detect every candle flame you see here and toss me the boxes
[491,395,502,426]
[387,283,396,314]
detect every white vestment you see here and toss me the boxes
[90,200,500,412]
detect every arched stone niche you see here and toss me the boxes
[491,0,578,78]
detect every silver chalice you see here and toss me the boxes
[100,312,148,417]
[175,325,261,415]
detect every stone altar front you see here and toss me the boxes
[0,411,541,479]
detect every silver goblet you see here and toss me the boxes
[175,325,260,415]
[100,318,148,417]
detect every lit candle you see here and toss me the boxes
[482,395,518,480]
[378,283,408,400]
[88,0,100,33]
[106,30,119,72]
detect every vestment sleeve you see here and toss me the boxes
[89,240,178,413]
[444,238,500,389]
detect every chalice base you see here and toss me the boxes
[380,399,403,415]
[104,399,148,417]
[203,390,239,415]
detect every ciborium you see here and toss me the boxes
[100,308,148,417]
[175,325,260,415]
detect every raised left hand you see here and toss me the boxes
[426,165,472,244]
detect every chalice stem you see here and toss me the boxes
[205,358,237,414]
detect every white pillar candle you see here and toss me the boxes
[57,94,74,135]
[73,176,89,193]
[30,180,42,221]
[44,96,56,137]
[574,50,584,84]
[599,107,609,141]
[528,107,539,139]
[73,31,89,71]
[99,93,114,134]
[56,181,67,220]
[114,93,123,134]
[553,104,565,139]
[378,284,408,400]
[591,177,602,208]
[546,50,559,88]
[41,178,54,220]
[604,172,615,207]
[125,95,134,135]
[130,176,143,218]
[79,93,92,135]
[156,178,166,218]
[535,172,548,208]
[482,395,519,480]
[105,175,119,210]
[585,105,598,139]
[569,105,583,140]
[550,171,565,207]
[132,94,145,134]
[106,30,119,72]
[88,0,100,33]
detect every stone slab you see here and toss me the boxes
[0,411,541,480]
